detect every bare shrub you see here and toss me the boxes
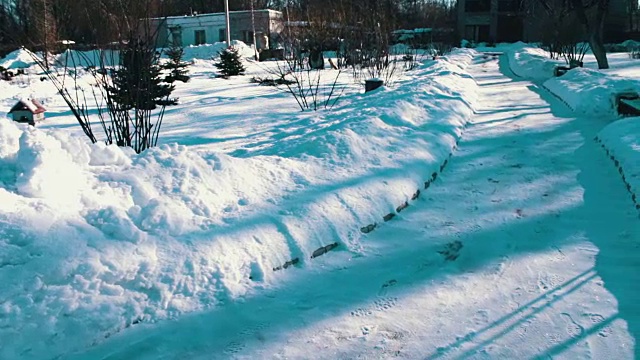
[269,52,344,111]
[29,5,177,153]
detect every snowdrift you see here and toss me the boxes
[505,42,562,80]
[596,117,640,211]
[506,43,640,117]
[543,68,640,115]
[0,40,254,73]
[0,48,36,69]
[0,49,479,359]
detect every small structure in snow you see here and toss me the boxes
[365,78,384,93]
[8,99,46,125]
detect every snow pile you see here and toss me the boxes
[506,43,640,116]
[180,40,255,62]
[54,49,121,68]
[0,48,36,69]
[506,42,562,80]
[0,49,479,359]
[543,68,640,115]
[597,117,640,208]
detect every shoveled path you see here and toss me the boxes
[69,56,639,360]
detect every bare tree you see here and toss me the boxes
[533,0,610,68]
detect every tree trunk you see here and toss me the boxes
[589,31,609,69]
[570,0,610,69]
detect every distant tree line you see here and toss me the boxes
[0,0,457,56]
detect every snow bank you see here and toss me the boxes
[507,43,640,117]
[54,49,121,68]
[0,49,479,359]
[0,40,254,72]
[180,40,254,62]
[0,48,36,69]
[596,117,640,210]
[543,68,640,115]
[506,42,562,80]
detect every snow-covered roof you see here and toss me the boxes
[9,99,46,114]
[150,9,282,21]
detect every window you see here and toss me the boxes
[194,30,206,45]
[170,27,182,47]
[219,29,226,42]
[243,30,254,44]
[464,0,491,12]
[464,25,491,42]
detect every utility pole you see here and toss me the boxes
[250,0,258,60]
[224,0,231,47]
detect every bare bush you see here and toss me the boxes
[630,43,640,59]
[562,42,589,66]
[29,3,177,154]
[269,53,344,111]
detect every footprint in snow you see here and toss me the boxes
[473,310,489,325]
[437,240,463,261]
[239,322,270,337]
[561,313,584,338]
[223,341,246,355]
[378,279,398,296]
[374,297,398,311]
[351,307,374,317]
[350,296,398,317]
[584,313,613,337]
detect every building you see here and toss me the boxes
[151,10,284,49]
[8,99,46,125]
[457,0,634,43]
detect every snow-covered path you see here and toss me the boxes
[70,56,639,360]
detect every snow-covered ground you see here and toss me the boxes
[506,43,640,231]
[596,117,640,211]
[65,51,640,360]
[1,43,639,359]
[0,46,478,359]
[505,42,640,116]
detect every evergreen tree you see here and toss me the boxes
[163,44,191,84]
[106,40,177,111]
[214,47,246,77]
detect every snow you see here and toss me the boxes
[0,48,36,69]
[596,117,640,210]
[1,42,640,359]
[543,68,640,115]
[66,51,640,360]
[0,47,478,359]
[506,42,640,116]
[180,41,255,62]
[505,42,563,80]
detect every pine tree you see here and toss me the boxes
[214,47,246,77]
[163,44,191,84]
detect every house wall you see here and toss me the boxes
[11,110,33,123]
[459,0,632,43]
[158,10,283,48]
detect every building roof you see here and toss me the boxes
[9,99,46,114]
[151,9,282,21]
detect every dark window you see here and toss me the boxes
[465,0,491,12]
[194,30,206,45]
[464,25,491,42]
[243,30,254,44]
[497,15,523,42]
[170,27,182,46]
[498,0,521,12]
[219,29,226,42]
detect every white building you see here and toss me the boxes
[151,9,284,49]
